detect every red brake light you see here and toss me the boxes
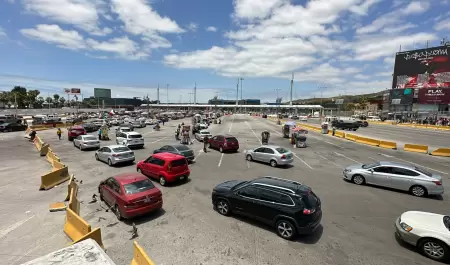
[281,155,286,159]
[433,180,442,186]
[112,154,119,157]
[303,209,312,215]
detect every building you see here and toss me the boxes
[208,98,261,105]
[83,97,143,109]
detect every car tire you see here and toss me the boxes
[216,199,231,216]
[95,154,99,161]
[410,185,427,197]
[79,144,83,151]
[246,155,253,161]
[352,174,365,185]
[270,160,277,167]
[159,176,167,186]
[114,204,123,221]
[108,159,113,166]
[137,168,143,174]
[275,219,296,240]
[73,141,76,147]
[419,238,449,262]
[219,146,224,153]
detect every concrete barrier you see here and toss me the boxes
[73,227,104,249]
[334,131,345,138]
[34,136,49,156]
[345,133,357,141]
[355,136,380,147]
[430,148,450,157]
[379,140,397,149]
[68,186,81,215]
[404,144,428,154]
[64,208,91,242]
[46,149,61,166]
[65,175,78,201]
[53,160,66,171]
[40,166,71,190]
[131,241,156,265]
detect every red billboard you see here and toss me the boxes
[418,88,450,104]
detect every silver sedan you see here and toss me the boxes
[73,135,100,150]
[245,145,294,167]
[95,145,135,166]
[343,161,444,197]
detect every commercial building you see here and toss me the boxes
[208,99,261,105]
[83,96,143,109]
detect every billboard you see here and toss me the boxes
[389,88,413,105]
[94,88,112,98]
[418,88,450,104]
[64,88,81,94]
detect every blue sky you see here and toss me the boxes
[0,0,449,103]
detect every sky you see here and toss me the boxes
[0,0,449,103]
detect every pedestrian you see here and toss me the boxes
[56,128,62,140]
[203,135,209,153]
[98,128,102,140]
[162,119,165,126]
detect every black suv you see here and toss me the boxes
[212,176,322,240]
[355,120,369,127]
[331,120,359,131]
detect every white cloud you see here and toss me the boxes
[401,1,430,15]
[187,22,198,32]
[354,74,370,80]
[20,24,87,50]
[22,0,111,36]
[233,0,286,20]
[434,18,450,31]
[349,0,382,15]
[381,23,417,34]
[206,26,217,32]
[376,71,393,77]
[0,27,7,38]
[86,37,142,59]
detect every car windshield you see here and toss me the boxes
[83,136,97,141]
[414,167,432,177]
[362,162,380,169]
[121,128,131,132]
[444,216,450,231]
[232,181,249,190]
[128,134,142,139]
[275,147,289,154]
[171,159,187,167]
[225,137,238,142]
[123,179,155,195]
[201,131,210,134]
[174,145,189,151]
[112,147,130,152]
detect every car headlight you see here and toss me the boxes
[400,222,413,232]
[344,168,351,172]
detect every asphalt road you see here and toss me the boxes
[1,115,450,265]
[307,118,450,150]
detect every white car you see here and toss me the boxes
[116,126,132,136]
[116,131,144,148]
[110,119,120,126]
[299,116,308,122]
[145,119,156,125]
[73,135,100,150]
[199,123,208,130]
[195,129,212,141]
[395,211,450,262]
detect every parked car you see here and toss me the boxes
[110,119,120,126]
[212,176,322,240]
[0,123,27,132]
[331,120,359,131]
[153,144,195,162]
[136,153,190,186]
[195,129,212,142]
[116,132,144,148]
[67,125,87,141]
[395,211,450,262]
[355,120,369,127]
[199,123,208,130]
[245,145,294,167]
[208,134,239,153]
[73,135,100,150]
[262,114,268,118]
[82,123,98,132]
[132,120,146,128]
[98,173,162,220]
[115,126,133,137]
[95,145,135,166]
[343,161,444,197]
[145,119,157,125]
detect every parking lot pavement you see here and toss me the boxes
[0,132,71,264]
[14,115,450,265]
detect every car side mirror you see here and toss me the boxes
[369,169,374,173]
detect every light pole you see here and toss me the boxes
[235,78,239,113]
[240,77,244,112]
[275,88,281,115]
[166,84,169,110]
[318,85,327,122]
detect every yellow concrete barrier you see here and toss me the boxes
[355,136,380,147]
[430,148,450,157]
[64,208,91,242]
[73,227,104,249]
[46,149,61,166]
[34,136,49,156]
[334,131,345,138]
[53,160,65,171]
[40,166,70,190]
[404,144,428,154]
[65,175,77,201]
[345,133,357,141]
[68,185,80,215]
[131,241,156,265]
[379,141,397,149]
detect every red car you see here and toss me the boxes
[208,134,239,153]
[68,125,86,141]
[98,173,162,220]
[137,153,190,186]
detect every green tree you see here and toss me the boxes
[0,92,11,109]
[11,86,27,108]
[344,103,355,111]
[59,97,66,107]
[45,97,53,107]
[69,99,76,107]
[27,90,40,108]
[358,96,368,110]
[36,97,45,108]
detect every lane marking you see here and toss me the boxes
[10,232,59,265]
[0,215,35,240]
[228,115,235,133]
[218,153,224,167]
[317,153,344,169]
[333,152,361,164]
[150,136,170,144]
[325,141,344,148]
[379,153,449,175]
[245,121,262,144]
[193,149,203,162]
[293,153,313,169]
[247,160,250,168]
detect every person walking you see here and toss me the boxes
[203,135,209,153]
[98,128,102,140]
[56,128,62,140]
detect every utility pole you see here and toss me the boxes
[14,93,18,117]
[157,84,160,104]
[166,84,169,110]
[275,88,281,116]
[147,94,150,117]
[290,72,294,106]
[318,85,327,122]
[235,78,239,113]
[240,77,244,112]
[194,82,197,105]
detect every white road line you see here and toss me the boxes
[150,136,170,144]
[333,152,361,164]
[293,153,313,169]
[325,141,344,148]
[245,121,262,144]
[368,157,378,161]
[247,160,250,168]
[228,115,235,133]
[379,154,449,175]
[218,153,224,167]
[0,215,35,240]
[317,154,343,169]
[193,149,203,162]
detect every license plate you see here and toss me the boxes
[180,176,185,180]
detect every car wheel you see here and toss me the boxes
[114,205,123,220]
[108,159,113,166]
[216,199,231,216]
[95,154,99,161]
[410,185,427,197]
[246,155,253,161]
[219,146,224,153]
[270,160,277,167]
[352,174,365,185]
[137,168,143,174]
[73,141,76,147]
[159,176,167,186]
[275,219,296,240]
[79,144,83,151]
[419,238,449,262]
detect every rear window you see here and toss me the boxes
[275,147,289,154]
[175,145,189,151]
[83,136,97,141]
[121,128,131,132]
[123,179,155,195]
[128,134,142,139]
[171,159,187,167]
[444,216,450,231]
[113,147,131,152]
[414,167,432,177]
[362,162,379,169]
[72,129,84,133]
[225,137,238,142]
[300,191,319,209]
[201,131,210,134]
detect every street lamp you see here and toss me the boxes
[240,77,244,112]
[318,85,327,122]
[275,88,281,116]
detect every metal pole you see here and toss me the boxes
[290,72,294,106]
[157,84,160,104]
[236,78,239,113]
[166,84,169,110]
[147,94,150,117]
[14,94,18,117]
[194,82,197,105]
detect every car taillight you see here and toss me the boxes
[303,209,313,215]
[433,180,442,186]
[281,155,286,159]
[125,202,138,209]
[112,154,120,157]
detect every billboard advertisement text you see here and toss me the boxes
[64,88,81,94]
[418,88,450,104]
[389,88,413,105]
[393,45,450,89]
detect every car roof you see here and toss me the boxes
[105,145,129,149]
[216,134,236,138]
[113,173,148,185]
[124,131,141,135]
[199,129,210,132]
[70,125,84,129]
[250,176,310,195]
[258,145,283,149]
[171,144,189,150]
[377,161,415,169]
[153,152,185,160]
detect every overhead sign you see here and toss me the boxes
[94,88,112,98]
[64,88,81,94]
[418,88,450,104]
[335,99,344,105]
[389,88,413,105]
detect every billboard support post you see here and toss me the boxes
[335,99,344,120]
